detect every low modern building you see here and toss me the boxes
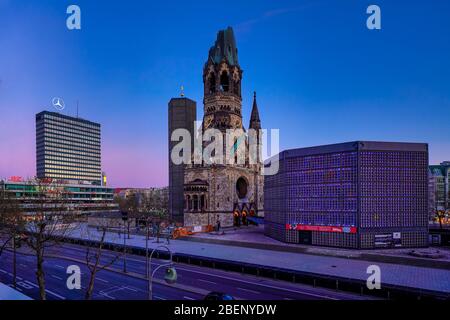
[114,187,169,211]
[0,178,118,216]
[264,141,429,249]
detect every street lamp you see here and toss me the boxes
[147,245,177,300]
[121,211,128,273]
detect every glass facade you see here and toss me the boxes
[36,111,101,183]
[0,181,117,215]
[264,141,429,249]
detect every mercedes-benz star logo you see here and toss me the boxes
[52,97,65,111]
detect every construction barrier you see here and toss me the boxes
[172,225,213,239]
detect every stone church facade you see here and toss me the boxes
[183,27,264,228]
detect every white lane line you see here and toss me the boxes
[99,292,116,300]
[20,264,27,268]
[184,296,195,300]
[154,295,166,300]
[51,275,63,280]
[96,277,109,283]
[58,243,337,300]
[198,279,217,285]
[175,266,339,300]
[0,269,7,274]
[24,280,39,288]
[12,285,23,292]
[125,286,138,292]
[237,287,260,294]
[46,289,66,300]
[55,265,65,269]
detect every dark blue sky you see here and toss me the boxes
[0,0,449,187]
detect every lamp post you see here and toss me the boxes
[121,211,128,273]
[145,217,150,278]
[123,221,127,273]
[147,245,176,300]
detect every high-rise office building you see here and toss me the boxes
[428,161,450,223]
[264,141,429,249]
[36,111,102,184]
[168,97,196,222]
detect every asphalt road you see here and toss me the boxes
[0,242,370,300]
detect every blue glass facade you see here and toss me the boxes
[264,141,429,249]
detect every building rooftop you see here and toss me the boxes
[282,141,428,158]
[264,141,429,166]
[36,110,100,127]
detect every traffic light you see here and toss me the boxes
[164,267,177,284]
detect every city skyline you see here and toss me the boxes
[1,0,450,187]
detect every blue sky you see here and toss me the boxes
[0,0,449,187]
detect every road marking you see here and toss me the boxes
[51,275,63,280]
[125,286,138,292]
[55,265,65,269]
[175,266,339,300]
[12,285,23,292]
[198,279,217,285]
[46,289,66,300]
[96,277,109,283]
[154,295,166,300]
[24,280,39,288]
[58,244,338,300]
[184,296,195,300]
[20,264,27,268]
[99,292,116,300]
[56,243,340,300]
[0,269,7,274]
[237,287,260,294]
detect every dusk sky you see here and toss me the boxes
[0,0,449,187]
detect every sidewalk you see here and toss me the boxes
[182,225,450,269]
[68,224,450,296]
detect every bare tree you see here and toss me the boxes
[436,209,445,230]
[0,186,23,255]
[116,192,139,239]
[0,185,25,288]
[141,188,169,243]
[23,178,78,300]
[84,220,122,300]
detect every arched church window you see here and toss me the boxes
[193,195,198,211]
[208,73,216,94]
[200,195,205,211]
[220,71,229,92]
[234,80,241,96]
